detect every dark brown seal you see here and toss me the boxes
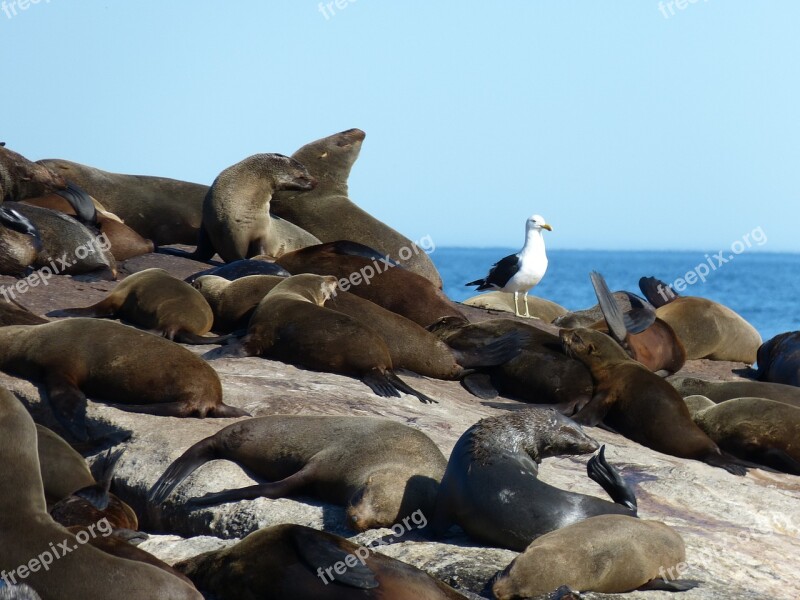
[0,145,65,202]
[0,318,249,440]
[174,524,468,599]
[432,408,637,551]
[148,415,447,531]
[270,128,443,287]
[35,424,95,506]
[755,331,800,387]
[0,387,203,599]
[561,328,749,475]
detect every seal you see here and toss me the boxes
[639,276,762,363]
[0,298,47,326]
[0,584,41,599]
[270,128,443,287]
[148,415,447,531]
[492,515,697,598]
[35,424,95,506]
[184,258,290,284]
[48,268,231,344]
[224,274,438,402]
[561,328,750,475]
[11,203,117,279]
[174,523,468,599]
[755,331,800,387]
[432,408,637,551]
[667,375,800,409]
[194,274,521,378]
[276,242,466,328]
[463,291,568,322]
[0,318,249,441]
[684,395,800,475]
[0,387,204,599]
[1,145,65,202]
[0,205,42,275]
[36,158,208,245]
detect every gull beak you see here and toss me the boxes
[542,223,553,231]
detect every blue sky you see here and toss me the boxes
[4,1,798,251]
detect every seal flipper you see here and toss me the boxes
[451,330,527,368]
[47,296,120,319]
[590,271,627,344]
[755,447,800,475]
[461,373,499,399]
[571,391,612,427]
[638,578,700,592]
[293,528,379,589]
[383,371,438,404]
[187,464,317,507]
[639,276,679,308]
[54,181,98,226]
[701,451,748,476]
[73,447,125,510]
[148,437,218,504]
[45,374,90,442]
[171,331,242,345]
[325,240,401,268]
[586,445,637,512]
[622,292,657,334]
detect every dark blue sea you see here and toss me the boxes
[432,249,800,343]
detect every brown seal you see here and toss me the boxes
[223,273,438,402]
[684,395,800,475]
[0,318,249,441]
[0,205,42,275]
[148,415,447,531]
[432,409,636,551]
[667,375,800,409]
[36,158,207,245]
[0,387,203,599]
[276,242,466,328]
[0,145,65,202]
[35,424,95,506]
[755,331,800,386]
[463,291,568,322]
[49,268,229,344]
[561,328,749,475]
[175,523,468,599]
[270,128,443,287]
[492,515,696,598]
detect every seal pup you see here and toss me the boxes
[276,243,467,328]
[667,375,800,409]
[0,205,42,275]
[639,276,762,363]
[36,158,208,245]
[11,203,117,279]
[684,395,800,475]
[432,409,637,551]
[755,331,800,387]
[48,268,231,344]
[463,291,568,322]
[1,145,65,202]
[561,328,750,475]
[225,274,438,402]
[270,128,444,287]
[0,387,204,599]
[148,415,447,531]
[492,515,697,598]
[0,319,248,440]
[175,524,468,600]
[466,214,552,317]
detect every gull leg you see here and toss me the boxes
[513,292,521,317]
[524,293,531,318]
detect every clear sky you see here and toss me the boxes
[4,1,798,251]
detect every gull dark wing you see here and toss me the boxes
[466,253,520,290]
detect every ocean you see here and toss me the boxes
[432,248,800,343]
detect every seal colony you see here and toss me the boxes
[0,135,794,599]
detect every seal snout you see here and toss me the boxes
[337,128,366,146]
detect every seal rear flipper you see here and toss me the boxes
[292,528,379,589]
[148,437,219,504]
[384,371,438,404]
[362,371,402,398]
[638,578,700,592]
[621,292,657,334]
[590,271,627,344]
[586,445,637,512]
[73,447,125,510]
[187,466,316,507]
[45,375,90,442]
[461,373,499,399]
[451,330,527,368]
[54,181,98,226]
[639,276,679,308]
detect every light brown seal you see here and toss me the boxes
[0,387,203,599]
[270,128,443,287]
[561,327,750,475]
[0,319,248,441]
[492,515,696,598]
[35,425,95,506]
[174,524,468,599]
[148,415,447,531]
[463,291,568,322]
[667,375,800,409]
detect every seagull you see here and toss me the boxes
[466,214,552,317]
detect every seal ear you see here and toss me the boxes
[587,343,597,355]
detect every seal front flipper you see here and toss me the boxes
[293,528,379,589]
[622,292,657,334]
[172,331,242,345]
[461,373,499,399]
[45,374,90,441]
[638,578,700,592]
[590,271,627,343]
[47,296,120,318]
[54,181,98,226]
[571,391,612,427]
[73,447,125,510]
[383,370,438,404]
[586,445,637,512]
[701,451,748,476]
[187,466,317,507]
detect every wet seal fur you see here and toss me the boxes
[0,387,203,599]
[0,319,248,441]
[270,128,443,287]
[561,328,750,475]
[432,408,637,551]
[220,273,438,403]
[492,515,697,598]
[684,395,800,475]
[148,415,447,531]
[174,523,468,599]
[755,331,800,387]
